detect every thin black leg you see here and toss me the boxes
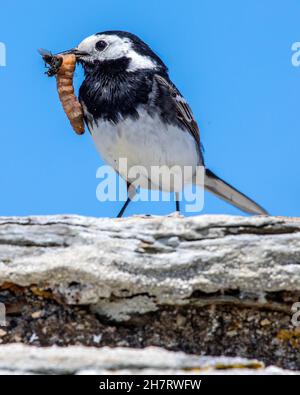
[117,197,131,218]
[117,182,134,218]
[175,196,180,213]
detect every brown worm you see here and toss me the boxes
[55,54,85,135]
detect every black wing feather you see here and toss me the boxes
[154,74,201,154]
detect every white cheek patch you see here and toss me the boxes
[101,39,157,71]
[127,49,157,72]
[105,42,127,59]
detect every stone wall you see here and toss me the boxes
[0,214,299,374]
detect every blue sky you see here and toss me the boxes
[1,0,300,217]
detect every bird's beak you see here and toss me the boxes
[58,48,89,58]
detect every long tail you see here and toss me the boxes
[204,169,268,215]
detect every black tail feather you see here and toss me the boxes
[204,169,268,215]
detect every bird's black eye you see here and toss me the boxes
[95,40,107,52]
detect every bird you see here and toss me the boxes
[61,31,267,217]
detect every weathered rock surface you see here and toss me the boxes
[0,344,297,375]
[0,214,300,372]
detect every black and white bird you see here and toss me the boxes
[63,31,267,217]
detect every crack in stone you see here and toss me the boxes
[0,240,69,248]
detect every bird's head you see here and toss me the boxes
[63,31,167,73]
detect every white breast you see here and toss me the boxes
[90,109,200,192]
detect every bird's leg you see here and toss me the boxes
[117,197,131,218]
[117,182,136,218]
[175,192,180,213]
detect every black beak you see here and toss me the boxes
[58,48,89,58]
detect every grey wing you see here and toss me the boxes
[154,74,202,155]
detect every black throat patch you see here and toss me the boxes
[79,57,158,124]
